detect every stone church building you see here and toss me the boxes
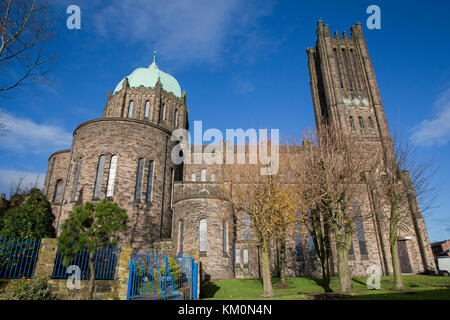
[43,22,435,280]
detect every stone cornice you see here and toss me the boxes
[48,149,71,161]
[74,117,175,136]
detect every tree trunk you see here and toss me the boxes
[320,253,332,292]
[279,235,286,286]
[389,203,405,290]
[88,252,96,300]
[336,232,352,293]
[261,241,273,297]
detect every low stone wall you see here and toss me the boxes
[31,238,131,300]
[48,279,120,300]
[1,238,199,300]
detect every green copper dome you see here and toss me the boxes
[113,57,181,98]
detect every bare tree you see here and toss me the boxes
[368,133,436,290]
[0,0,55,96]
[285,142,334,292]
[297,125,375,292]
[221,160,297,297]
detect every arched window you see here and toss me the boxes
[242,212,251,240]
[134,158,144,201]
[106,155,118,197]
[368,117,374,129]
[210,173,216,182]
[128,101,134,118]
[243,248,249,265]
[353,203,368,257]
[295,224,304,261]
[191,173,196,182]
[349,239,355,258]
[178,220,184,254]
[199,219,207,254]
[160,103,165,121]
[235,248,240,265]
[235,174,240,182]
[222,221,228,253]
[174,110,178,127]
[342,48,353,91]
[333,48,344,89]
[349,116,355,130]
[94,155,106,199]
[169,168,174,208]
[54,179,63,203]
[358,116,365,130]
[144,101,150,118]
[146,160,154,202]
[200,169,206,182]
[72,158,82,200]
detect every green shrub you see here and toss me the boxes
[3,277,54,300]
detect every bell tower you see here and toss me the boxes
[307,21,393,156]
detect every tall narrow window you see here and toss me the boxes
[106,155,118,197]
[45,157,56,196]
[358,116,365,130]
[94,155,106,199]
[243,249,249,265]
[342,48,353,91]
[349,239,355,258]
[308,234,316,259]
[178,220,184,254]
[191,173,196,182]
[368,117,374,129]
[174,110,178,127]
[72,158,82,200]
[200,169,206,182]
[160,103,165,121]
[235,248,241,265]
[199,219,207,254]
[169,168,174,208]
[295,224,304,261]
[144,100,150,118]
[128,101,134,118]
[54,179,63,203]
[145,160,154,202]
[210,173,216,182]
[349,49,362,92]
[222,221,228,253]
[242,212,251,240]
[353,203,368,257]
[134,158,144,201]
[333,48,344,89]
[349,116,355,130]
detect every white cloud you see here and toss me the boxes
[411,88,450,146]
[0,110,72,154]
[90,0,274,66]
[0,169,45,197]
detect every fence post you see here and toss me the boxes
[163,256,168,300]
[116,245,132,300]
[189,249,200,300]
[33,238,58,279]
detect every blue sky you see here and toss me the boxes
[0,0,449,242]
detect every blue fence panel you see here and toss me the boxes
[0,237,41,279]
[51,245,121,280]
[127,252,196,300]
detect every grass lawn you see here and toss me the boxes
[201,275,450,300]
